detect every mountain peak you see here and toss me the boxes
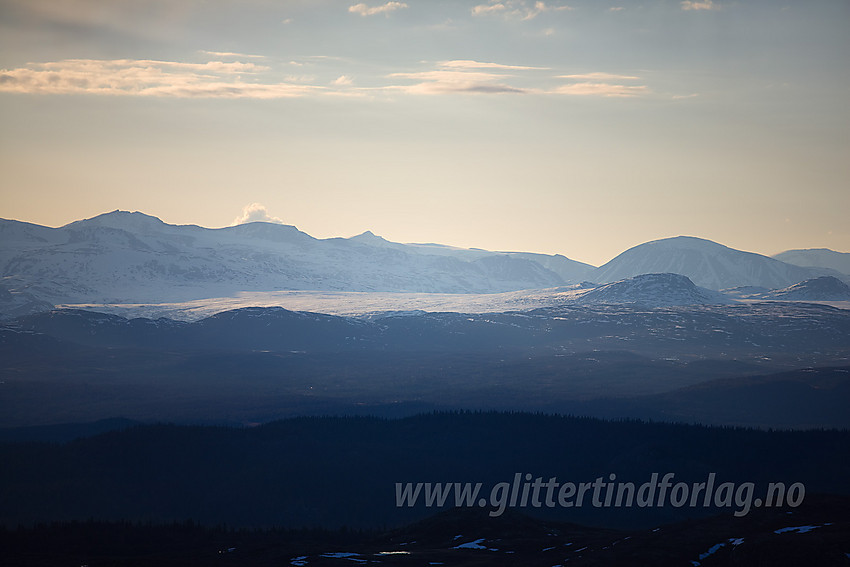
[772,248,850,275]
[643,235,731,250]
[65,210,167,232]
[592,236,821,290]
[349,230,391,245]
[765,275,850,301]
[578,272,734,306]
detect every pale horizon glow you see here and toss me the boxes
[1,0,848,266]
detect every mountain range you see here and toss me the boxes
[592,235,845,290]
[1,211,848,316]
[774,247,850,275]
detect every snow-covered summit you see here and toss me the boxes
[763,276,850,301]
[576,273,734,306]
[592,236,829,290]
[347,230,396,247]
[65,210,169,233]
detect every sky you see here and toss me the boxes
[0,0,848,266]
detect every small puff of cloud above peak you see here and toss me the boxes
[349,2,408,16]
[232,203,284,225]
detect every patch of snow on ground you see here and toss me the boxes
[453,538,488,550]
[774,524,825,534]
[699,542,725,560]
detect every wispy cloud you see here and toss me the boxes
[681,0,719,11]
[553,71,648,97]
[332,75,354,86]
[232,203,284,226]
[384,60,650,97]
[551,82,649,97]
[472,1,572,21]
[0,57,649,100]
[0,59,321,98]
[348,2,408,16]
[440,60,547,71]
[560,72,640,81]
[471,3,508,16]
[199,50,265,59]
[385,59,543,95]
[387,69,527,95]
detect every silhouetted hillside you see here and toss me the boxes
[1,413,847,531]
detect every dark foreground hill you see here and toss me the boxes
[2,495,848,566]
[1,413,848,532]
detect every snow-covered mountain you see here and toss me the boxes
[341,234,595,282]
[773,248,850,276]
[3,213,847,312]
[0,211,583,306]
[591,236,834,291]
[575,273,734,306]
[762,276,850,301]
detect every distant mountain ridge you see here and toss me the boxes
[0,210,588,305]
[1,212,846,312]
[591,236,842,290]
[773,248,850,275]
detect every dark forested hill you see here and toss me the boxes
[1,413,847,531]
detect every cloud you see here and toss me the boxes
[680,0,719,10]
[552,71,648,97]
[383,61,648,97]
[472,1,572,21]
[199,51,265,59]
[471,3,508,16]
[439,60,547,71]
[551,82,648,97]
[348,2,408,16]
[0,58,322,98]
[608,6,625,12]
[386,61,541,95]
[560,72,640,81]
[387,69,527,95]
[232,203,284,225]
[0,57,649,100]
